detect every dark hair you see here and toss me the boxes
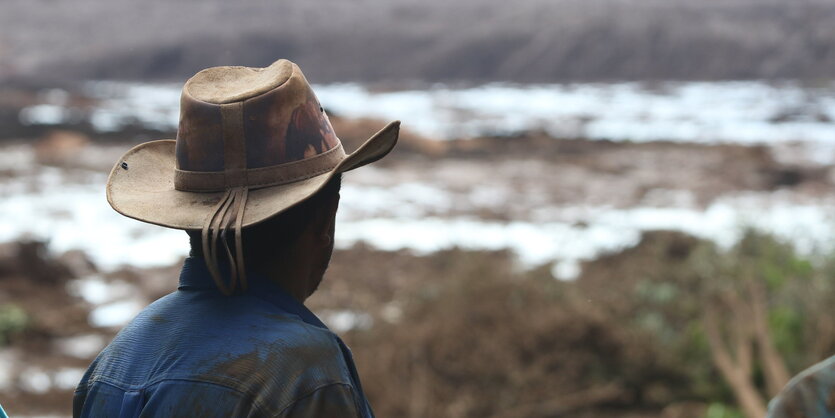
[187,174,342,271]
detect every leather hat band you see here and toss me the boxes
[174,143,346,192]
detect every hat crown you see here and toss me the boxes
[174,60,342,188]
[185,59,294,104]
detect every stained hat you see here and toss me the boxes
[106,59,399,293]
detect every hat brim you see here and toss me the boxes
[106,120,400,230]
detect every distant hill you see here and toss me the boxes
[2,0,834,84]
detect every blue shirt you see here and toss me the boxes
[74,258,374,418]
[768,355,835,418]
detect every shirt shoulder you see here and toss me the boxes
[79,291,357,416]
[768,355,835,417]
[193,312,353,394]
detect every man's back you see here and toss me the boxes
[73,259,372,418]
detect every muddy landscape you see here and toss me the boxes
[0,77,834,417]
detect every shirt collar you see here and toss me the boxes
[178,257,330,330]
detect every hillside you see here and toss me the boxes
[1,0,834,84]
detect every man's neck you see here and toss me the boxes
[261,256,315,304]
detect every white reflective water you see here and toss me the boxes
[20,81,835,151]
[0,152,833,281]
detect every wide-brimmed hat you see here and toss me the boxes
[106,59,399,293]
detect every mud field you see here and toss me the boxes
[1,82,835,416]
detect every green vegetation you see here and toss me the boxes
[0,304,28,346]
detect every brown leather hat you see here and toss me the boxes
[105,59,399,293]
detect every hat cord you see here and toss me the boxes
[201,187,249,295]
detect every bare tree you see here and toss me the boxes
[702,277,791,418]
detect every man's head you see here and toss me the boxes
[104,59,397,300]
[187,174,342,301]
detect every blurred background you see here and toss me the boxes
[1,0,835,416]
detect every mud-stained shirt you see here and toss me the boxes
[73,258,374,418]
[768,355,835,418]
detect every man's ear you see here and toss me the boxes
[312,192,340,246]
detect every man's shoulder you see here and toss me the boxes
[193,316,351,391]
[81,291,358,415]
[164,294,356,414]
[122,289,334,344]
[768,355,835,417]
[88,291,351,386]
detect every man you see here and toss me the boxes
[73,59,400,417]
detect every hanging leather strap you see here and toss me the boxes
[200,186,249,296]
